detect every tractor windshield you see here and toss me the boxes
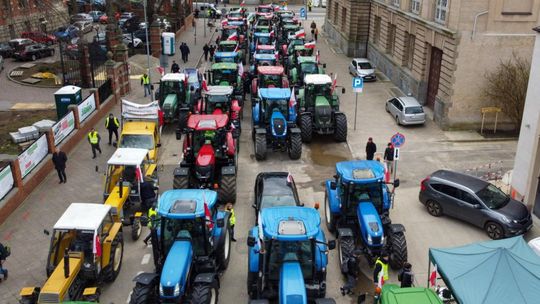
[300,63,318,74]
[307,84,332,99]
[206,95,230,114]
[211,69,237,85]
[261,74,281,87]
[219,44,237,52]
[159,80,184,100]
[267,240,313,280]
[216,56,236,63]
[348,182,384,209]
[120,134,154,150]
[264,99,288,120]
[161,217,207,256]
[256,36,271,45]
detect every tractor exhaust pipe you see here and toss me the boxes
[63,248,70,278]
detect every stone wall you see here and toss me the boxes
[323,0,370,57]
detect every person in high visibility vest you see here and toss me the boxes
[143,204,158,245]
[87,128,102,159]
[141,73,151,97]
[308,0,313,11]
[226,203,236,242]
[105,113,120,145]
[373,252,390,287]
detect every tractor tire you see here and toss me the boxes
[216,224,232,271]
[299,114,313,143]
[324,192,336,233]
[173,174,189,189]
[288,133,302,160]
[191,283,219,304]
[132,217,142,241]
[129,281,158,304]
[333,114,347,142]
[103,234,124,282]
[388,231,407,270]
[254,134,267,161]
[338,236,355,275]
[247,272,258,297]
[178,110,189,132]
[219,174,237,204]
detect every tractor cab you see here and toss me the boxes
[255,88,294,128]
[209,62,239,86]
[302,74,338,110]
[275,10,295,22]
[120,100,161,162]
[251,32,274,53]
[283,38,305,56]
[256,4,274,13]
[214,51,240,63]
[289,56,326,85]
[219,26,245,45]
[197,86,241,132]
[247,206,336,302]
[217,40,245,64]
[251,66,289,95]
[288,45,315,67]
[280,24,301,43]
[255,44,276,55]
[227,21,247,37]
[249,53,278,78]
[155,73,188,124]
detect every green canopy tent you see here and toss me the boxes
[429,236,540,304]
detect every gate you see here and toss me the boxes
[89,41,108,88]
[60,41,82,86]
[426,47,442,108]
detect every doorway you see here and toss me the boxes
[426,47,442,108]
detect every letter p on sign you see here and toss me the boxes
[352,77,363,93]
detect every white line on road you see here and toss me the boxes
[126,291,133,303]
[141,253,151,265]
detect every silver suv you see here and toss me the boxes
[385,96,425,125]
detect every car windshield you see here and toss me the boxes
[120,134,154,150]
[161,217,207,256]
[358,62,372,69]
[476,184,509,209]
[267,240,313,280]
[301,63,318,74]
[405,106,424,114]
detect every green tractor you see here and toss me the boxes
[359,284,443,304]
[217,40,246,64]
[208,62,245,105]
[289,56,326,86]
[286,45,314,70]
[297,74,347,143]
[155,73,189,126]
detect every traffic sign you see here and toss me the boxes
[352,77,363,93]
[394,148,400,160]
[300,8,306,18]
[390,132,405,148]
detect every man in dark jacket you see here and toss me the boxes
[0,242,9,281]
[340,250,361,295]
[203,44,210,61]
[52,148,68,183]
[209,45,216,61]
[383,143,395,174]
[398,262,414,287]
[171,60,180,73]
[105,113,120,145]
[365,137,377,160]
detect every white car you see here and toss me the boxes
[349,58,376,82]
[73,21,93,34]
[122,34,143,48]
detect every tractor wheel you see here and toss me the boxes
[254,133,267,161]
[299,114,313,143]
[247,272,258,298]
[217,223,232,271]
[132,217,142,241]
[191,283,219,304]
[103,234,124,282]
[173,174,189,189]
[219,174,237,204]
[333,114,347,142]
[129,281,158,304]
[178,110,189,132]
[324,192,336,233]
[288,133,302,160]
[338,236,355,275]
[388,231,407,270]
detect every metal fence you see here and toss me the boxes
[98,79,113,103]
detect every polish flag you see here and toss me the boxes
[157,66,165,76]
[93,231,102,257]
[203,191,214,229]
[221,19,228,26]
[295,29,305,38]
[274,51,279,61]
[202,71,209,91]
[304,41,316,49]
[287,173,293,184]
[316,50,320,63]
[269,29,275,37]
[377,270,385,288]
[429,264,438,287]
[257,211,264,249]
[330,73,338,94]
[384,161,391,183]
[227,32,238,41]
[289,87,296,109]
[238,62,244,76]
[240,0,245,6]
[135,165,143,182]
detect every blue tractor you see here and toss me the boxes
[247,206,337,303]
[129,189,231,304]
[252,88,302,160]
[324,160,407,270]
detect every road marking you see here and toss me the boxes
[126,291,132,303]
[141,253,151,265]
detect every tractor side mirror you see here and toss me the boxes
[341,88,346,94]
[393,178,400,188]
[43,229,50,236]
[322,63,326,68]
[247,235,256,247]
[330,181,337,190]
[217,218,225,228]
[327,240,336,250]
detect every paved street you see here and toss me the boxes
[0,5,537,304]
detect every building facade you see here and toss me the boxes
[325,0,540,129]
[0,0,68,41]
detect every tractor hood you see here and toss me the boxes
[315,96,330,107]
[196,144,216,167]
[271,110,288,137]
[280,261,307,304]
[162,94,178,117]
[160,240,193,298]
[357,202,384,247]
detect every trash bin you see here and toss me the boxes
[54,85,82,120]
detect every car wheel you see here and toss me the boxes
[31,54,36,61]
[426,200,443,217]
[385,103,390,113]
[485,222,504,240]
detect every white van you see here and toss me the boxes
[321,0,327,7]
[193,2,222,18]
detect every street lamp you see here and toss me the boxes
[143,0,153,101]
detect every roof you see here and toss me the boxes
[254,32,271,37]
[297,56,317,63]
[260,206,320,241]
[211,62,238,70]
[257,66,284,75]
[431,170,488,192]
[227,21,244,26]
[259,88,291,100]
[253,53,276,61]
[336,160,385,183]
[122,121,157,134]
[429,236,540,304]
[396,96,423,107]
[257,44,275,50]
[55,85,81,95]
[54,203,111,231]
[205,85,234,96]
[183,68,198,75]
[305,74,332,85]
[214,51,238,58]
[381,284,442,304]
[187,114,229,130]
[107,148,148,166]
[158,189,218,219]
[219,40,238,45]
[161,73,186,82]
[352,58,371,63]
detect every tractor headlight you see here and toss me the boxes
[380,235,385,244]
[367,234,373,245]
[84,262,91,269]
[159,284,164,296]
[174,283,180,297]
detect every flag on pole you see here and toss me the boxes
[202,71,209,92]
[330,73,338,94]
[429,264,438,287]
[157,66,165,76]
[257,211,264,249]
[384,161,391,183]
[274,50,279,61]
[203,191,214,229]
[295,29,305,38]
[304,41,316,49]
[227,32,238,41]
[240,0,245,6]
[135,165,143,182]
[269,29,275,37]
[316,50,320,63]
[238,63,244,77]
[377,270,385,288]
[221,19,228,26]
[289,87,296,109]
[93,230,102,257]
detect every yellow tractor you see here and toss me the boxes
[103,147,159,241]
[20,203,123,304]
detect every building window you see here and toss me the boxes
[411,0,421,14]
[392,0,400,8]
[327,0,332,21]
[341,7,347,30]
[333,2,338,25]
[502,0,532,14]
[435,0,449,24]
[374,16,381,44]
[386,23,396,55]
[403,33,415,68]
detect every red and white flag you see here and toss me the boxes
[304,41,316,49]
[274,51,279,61]
[227,32,238,41]
[238,63,244,77]
[157,66,165,76]
[203,191,214,229]
[269,29,275,37]
[93,231,102,257]
[330,73,338,94]
[221,19,228,26]
[384,161,391,183]
[135,165,143,182]
[295,29,305,38]
[202,71,209,92]
[316,50,320,63]
[289,87,296,109]
[240,0,245,6]
[377,270,385,288]
[429,264,438,287]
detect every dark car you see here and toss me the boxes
[14,43,55,61]
[132,29,149,43]
[419,170,532,239]
[53,25,79,41]
[0,42,14,58]
[21,32,57,45]
[253,172,302,219]
[88,10,105,22]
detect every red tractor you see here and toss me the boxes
[251,66,289,96]
[173,114,237,203]
[194,85,242,134]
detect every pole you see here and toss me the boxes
[354,92,358,130]
[393,159,398,186]
[204,12,207,38]
[194,17,197,45]
[143,0,153,101]
[59,41,66,85]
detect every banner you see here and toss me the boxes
[18,135,48,179]
[121,99,160,120]
[0,165,14,200]
[78,93,96,122]
[53,111,75,146]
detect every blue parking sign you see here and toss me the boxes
[352,77,363,93]
[300,8,306,18]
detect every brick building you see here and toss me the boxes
[0,0,68,41]
[325,0,540,130]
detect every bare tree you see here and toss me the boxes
[483,54,530,128]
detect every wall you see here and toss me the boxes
[324,0,371,57]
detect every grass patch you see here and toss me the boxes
[0,110,57,156]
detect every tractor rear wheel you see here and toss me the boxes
[288,133,302,160]
[173,174,189,189]
[178,110,189,132]
[103,234,124,282]
[217,223,232,271]
[132,217,142,241]
[247,272,258,298]
[324,192,336,233]
[300,114,313,143]
[333,114,347,142]
[338,236,355,275]
[191,283,219,304]
[219,174,237,204]
[129,281,158,304]
[388,231,407,270]
[254,134,267,160]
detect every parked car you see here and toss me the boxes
[53,25,79,41]
[122,34,142,48]
[8,38,35,52]
[348,58,376,81]
[73,20,93,34]
[70,13,93,23]
[0,42,15,58]
[252,172,302,218]
[99,14,109,24]
[385,96,426,125]
[88,10,105,22]
[14,43,55,61]
[21,32,57,45]
[193,2,222,18]
[419,170,533,239]
[132,29,148,43]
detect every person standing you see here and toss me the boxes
[398,262,414,288]
[105,113,120,145]
[0,242,9,281]
[209,45,216,61]
[179,43,186,63]
[184,43,191,62]
[340,250,361,295]
[88,128,102,159]
[203,43,210,61]
[373,252,390,288]
[310,21,317,39]
[226,203,236,242]
[143,202,158,245]
[314,28,319,41]
[384,143,395,174]
[365,137,377,160]
[141,73,151,97]
[171,60,180,73]
[308,0,313,12]
[52,148,68,184]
